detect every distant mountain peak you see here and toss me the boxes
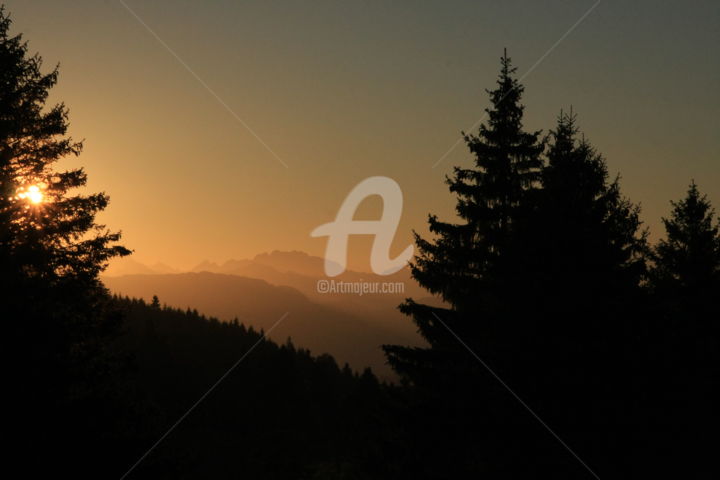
[252,250,340,276]
[104,257,179,277]
[192,260,221,272]
[253,250,312,260]
[151,262,179,274]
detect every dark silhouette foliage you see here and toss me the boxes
[653,181,720,295]
[640,182,720,476]
[0,6,130,474]
[383,53,715,479]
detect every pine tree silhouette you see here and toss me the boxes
[515,110,648,475]
[383,50,542,379]
[383,51,545,478]
[645,181,720,475]
[653,181,720,295]
[0,7,130,475]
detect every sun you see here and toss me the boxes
[18,185,45,204]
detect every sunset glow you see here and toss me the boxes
[18,185,44,204]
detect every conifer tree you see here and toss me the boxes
[381,53,545,477]
[0,8,128,286]
[383,51,543,382]
[516,111,648,474]
[0,7,129,472]
[646,182,720,475]
[526,110,647,316]
[653,181,720,296]
[652,182,720,378]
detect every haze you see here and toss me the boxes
[5,0,718,271]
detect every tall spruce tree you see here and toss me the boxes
[516,111,648,476]
[653,181,720,296]
[382,52,544,478]
[645,182,720,476]
[383,51,542,382]
[524,110,647,331]
[0,7,130,473]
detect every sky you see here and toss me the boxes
[4,0,719,271]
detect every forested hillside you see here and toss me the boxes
[109,297,395,479]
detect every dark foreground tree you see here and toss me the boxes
[0,7,130,475]
[383,51,546,478]
[517,111,647,475]
[653,181,720,296]
[383,51,542,380]
[644,182,720,475]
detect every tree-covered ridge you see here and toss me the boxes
[111,296,392,479]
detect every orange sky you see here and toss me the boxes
[4,0,719,271]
